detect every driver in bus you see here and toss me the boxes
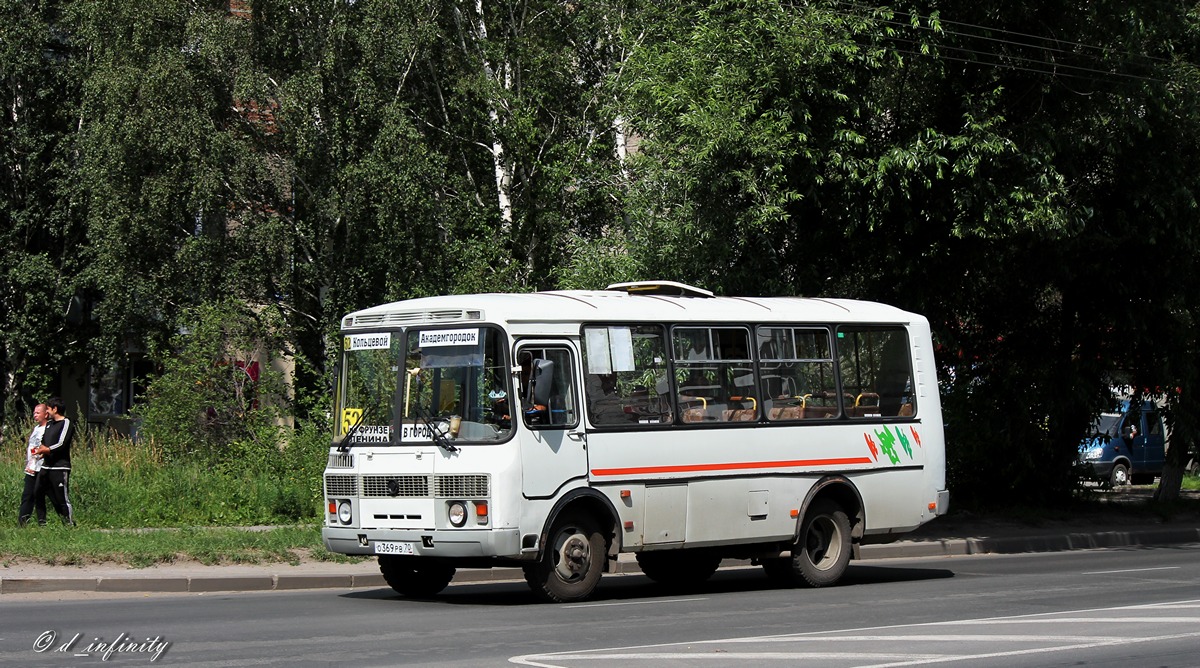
[517,352,552,424]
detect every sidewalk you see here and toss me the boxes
[4,514,1200,595]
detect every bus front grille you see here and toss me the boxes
[343,474,490,498]
[362,475,430,497]
[324,474,358,497]
[434,474,490,497]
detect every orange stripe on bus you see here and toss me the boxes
[590,457,875,477]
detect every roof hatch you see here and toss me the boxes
[605,280,715,298]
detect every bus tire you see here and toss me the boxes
[524,512,606,603]
[794,499,852,588]
[378,557,455,598]
[636,550,721,587]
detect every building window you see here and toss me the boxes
[88,358,155,420]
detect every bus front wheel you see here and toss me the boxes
[378,557,456,598]
[524,512,606,603]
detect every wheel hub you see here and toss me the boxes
[555,532,590,580]
[806,517,838,569]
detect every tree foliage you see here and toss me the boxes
[612,0,1200,505]
[2,0,1199,507]
[136,299,288,460]
[0,0,79,419]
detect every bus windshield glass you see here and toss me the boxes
[338,332,404,445]
[401,327,513,443]
[338,327,513,445]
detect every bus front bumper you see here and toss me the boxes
[322,526,522,559]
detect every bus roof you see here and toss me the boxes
[342,286,923,330]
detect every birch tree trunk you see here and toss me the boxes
[471,0,513,229]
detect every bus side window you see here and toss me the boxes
[520,347,578,428]
[581,325,671,427]
[835,327,914,418]
[757,326,836,421]
[673,326,754,423]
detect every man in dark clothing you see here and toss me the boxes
[33,397,75,526]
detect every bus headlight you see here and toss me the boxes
[337,500,353,525]
[448,501,468,527]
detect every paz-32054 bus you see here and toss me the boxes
[322,281,947,602]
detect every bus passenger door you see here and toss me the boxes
[516,342,588,498]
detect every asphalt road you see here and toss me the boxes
[2,544,1199,667]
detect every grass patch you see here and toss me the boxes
[2,426,327,529]
[0,523,366,567]
[1,424,349,565]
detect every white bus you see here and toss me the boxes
[322,281,947,602]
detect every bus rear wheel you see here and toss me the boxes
[524,512,606,603]
[765,499,851,588]
[378,557,456,598]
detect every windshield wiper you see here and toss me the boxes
[411,403,459,454]
[337,407,369,453]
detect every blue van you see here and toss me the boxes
[1078,401,1167,487]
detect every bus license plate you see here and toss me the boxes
[374,541,416,556]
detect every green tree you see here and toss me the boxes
[67,0,259,364]
[0,0,82,418]
[614,0,1200,506]
[245,0,631,424]
[6,0,1198,510]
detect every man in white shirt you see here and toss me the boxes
[18,403,49,527]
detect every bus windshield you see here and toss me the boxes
[338,327,513,445]
[338,332,404,444]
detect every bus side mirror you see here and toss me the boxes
[530,359,555,408]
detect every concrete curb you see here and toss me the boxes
[3,526,1198,595]
[0,573,390,595]
[859,526,1200,559]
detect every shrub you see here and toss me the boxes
[135,299,290,461]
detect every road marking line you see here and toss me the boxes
[855,630,1200,668]
[512,631,1200,668]
[727,634,1115,643]
[945,617,1200,624]
[512,652,947,665]
[566,597,705,609]
[509,597,1200,667]
[1120,601,1200,610]
[1080,566,1182,575]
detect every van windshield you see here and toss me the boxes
[1091,414,1121,438]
